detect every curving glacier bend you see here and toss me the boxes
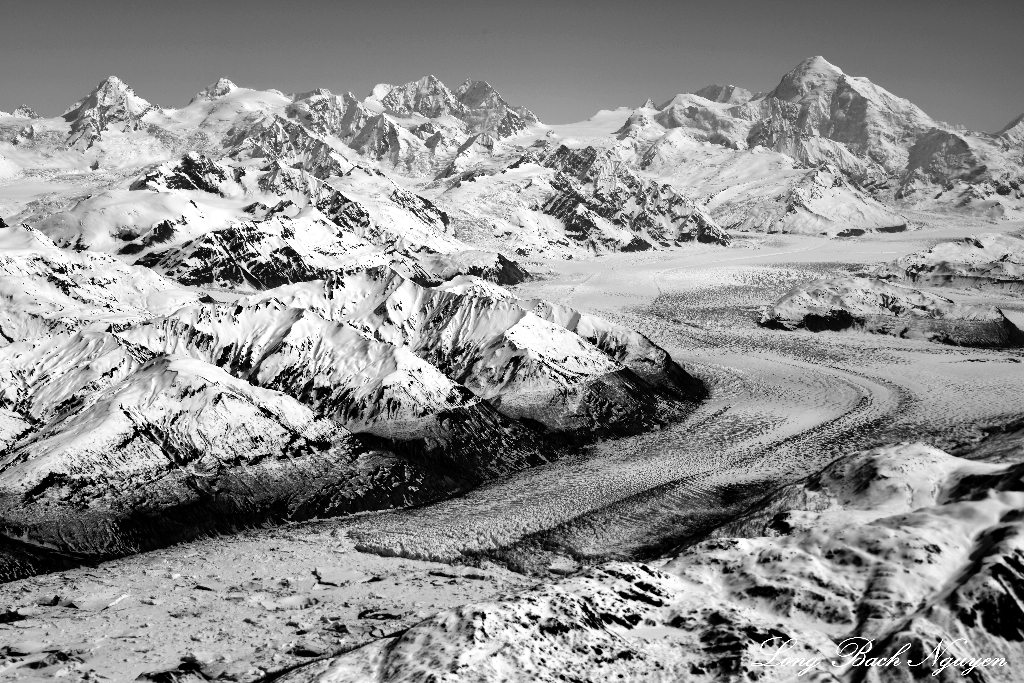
[0,56,1022,681]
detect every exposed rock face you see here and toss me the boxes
[760,276,1024,346]
[279,442,1024,682]
[454,79,540,135]
[286,89,354,138]
[130,150,240,195]
[61,76,156,144]
[118,294,549,474]
[765,55,845,112]
[64,145,532,289]
[372,75,538,140]
[561,55,991,238]
[895,124,1024,214]
[416,250,531,286]
[692,84,752,104]
[825,75,936,170]
[739,96,880,176]
[133,211,414,289]
[347,114,436,174]
[11,106,39,119]
[901,128,984,187]
[378,75,466,119]
[212,267,700,437]
[250,161,464,258]
[538,145,730,249]
[227,115,355,178]
[0,225,200,340]
[998,113,1024,145]
[20,57,999,255]
[5,57,1019,249]
[624,56,946,188]
[294,75,538,175]
[873,233,1024,290]
[9,61,1024,596]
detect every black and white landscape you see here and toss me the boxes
[0,48,1023,682]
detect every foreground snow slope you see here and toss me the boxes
[284,442,1024,682]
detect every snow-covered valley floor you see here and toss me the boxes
[2,216,1022,681]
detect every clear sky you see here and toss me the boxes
[2,0,1021,132]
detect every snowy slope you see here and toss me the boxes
[281,442,1024,682]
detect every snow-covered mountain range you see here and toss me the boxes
[0,56,1022,575]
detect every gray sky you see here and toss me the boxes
[2,0,1021,132]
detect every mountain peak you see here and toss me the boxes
[379,75,462,118]
[996,112,1024,143]
[93,75,140,101]
[13,105,40,119]
[799,55,840,71]
[62,75,154,140]
[190,78,238,104]
[63,76,150,116]
[768,56,844,104]
[97,74,128,89]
